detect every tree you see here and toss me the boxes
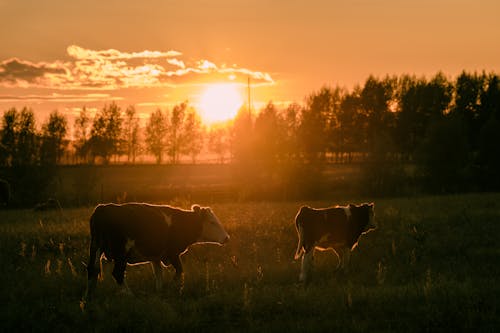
[166,102,186,164]
[479,74,500,128]
[281,102,301,163]
[360,76,395,158]
[181,108,204,163]
[15,107,39,166]
[40,110,68,165]
[396,73,452,159]
[298,87,332,162]
[230,106,254,164]
[89,102,123,164]
[123,105,140,163]
[339,88,364,162]
[73,107,92,164]
[254,101,284,169]
[416,114,470,192]
[0,108,18,166]
[452,71,484,150]
[208,123,230,164]
[145,109,168,164]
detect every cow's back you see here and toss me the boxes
[90,203,172,259]
[298,207,349,246]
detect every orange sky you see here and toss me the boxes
[1,0,499,124]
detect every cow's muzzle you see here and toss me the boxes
[222,235,230,244]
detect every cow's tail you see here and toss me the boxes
[83,208,103,302]
[294,208,306,260]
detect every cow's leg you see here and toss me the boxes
[151,261,163,291]
[299,249,314,283]
[342,248,351,272]
[112,259,132,295]
[83,238,101,301]
[99,257,113,281]
[170,255,184,281]
[332,248,342,270]
[169,255,184,293]
[337,247,351,272]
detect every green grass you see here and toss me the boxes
[1,194,499,332]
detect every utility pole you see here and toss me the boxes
[247,76,251,118]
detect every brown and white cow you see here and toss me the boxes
[83,203,229,300]
[294,203,376,283]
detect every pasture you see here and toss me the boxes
[0,193,499,332]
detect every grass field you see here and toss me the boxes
[1,193,499,332]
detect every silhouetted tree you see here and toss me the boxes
[15,107,39,166]
[479,74,500,127]
[40,110,68,165]
[452,71,483,150]
[339,87,364,162]
[416,114,470,192]
[89,102,123,164]
[145,109,168,164]
[73,107,92,164]
[298,87,332,162]
[396,73,452,160]
[231,106,254,164]
[123,105,140,163]
[281,102,301,163]
[360,76,395,158]
[254,101,284,170]
[208,123,230,164]
[181,108,204,163]
[0,108,18,166]
[478,114,500,189]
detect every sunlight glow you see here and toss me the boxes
[198,84,243,123]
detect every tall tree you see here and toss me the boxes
[123,105,140,163]
[339,87,364,162]
[282,102,301,163]
[230,106,254,164]
[73,107,92,164]
[15,107,39,166]
[360,76,395,158]
[254,101,284,169]
[166,102,186,164]
[208,123,230,164]
[145,109,168,164]
[89,102,123,164]
[396,73,452,159]
[452,71,484,149]
[0,108,19,166]
[298,87,332,162]
[181,108,204,163]
[40,110,68,165]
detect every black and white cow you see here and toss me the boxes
[294,203,376,283]
[84,203,229,300]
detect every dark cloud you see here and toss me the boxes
[0,58,66,84]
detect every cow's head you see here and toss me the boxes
[363,203,376,233]
[193,205,230,245]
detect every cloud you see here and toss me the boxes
[0,92,122,103]
[66,45,181,60]
[0,45,274,90]
[0,58,67,86]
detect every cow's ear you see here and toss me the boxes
[192,205,201,213]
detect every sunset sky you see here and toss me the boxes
[1,0,499,124]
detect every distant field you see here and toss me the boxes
[1,194,499,332]
[50,163,363,205]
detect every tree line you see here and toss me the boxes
[1,70,500,197]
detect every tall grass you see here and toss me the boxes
[1,194,499,332]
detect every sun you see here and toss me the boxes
[198,83,243,124]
